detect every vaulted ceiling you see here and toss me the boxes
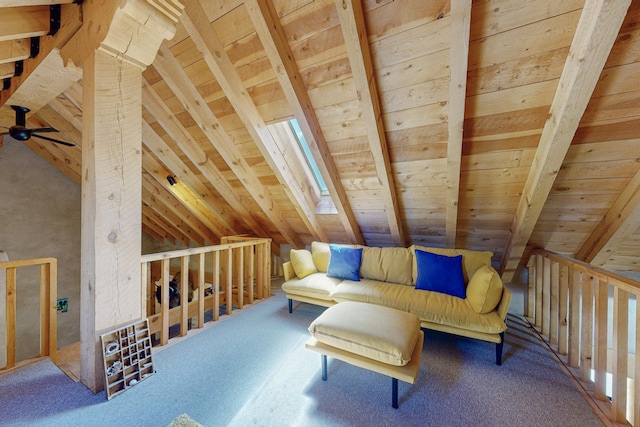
[1,0,639,282]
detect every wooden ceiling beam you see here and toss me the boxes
[0,2,81,112]
[246,0,364,245]
[575,167,640,266]
[180,0,326,244]
[142,171,216,245]
[143,206,184,246]
[142,222,166,243]
[142,144,231,240]
[141,78,279,246]
[143,185,204,247]
[142,120,238,237]
[445,0,472,249]
[499,0,632,282]
[149,40,305,249]
[335,0,405,247]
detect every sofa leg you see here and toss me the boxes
[496,332,505,365]
[288,298,293,314]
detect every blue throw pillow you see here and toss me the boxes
[326,245,363,281]
[415,249,466,299]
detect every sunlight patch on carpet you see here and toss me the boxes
[168,413,203,427]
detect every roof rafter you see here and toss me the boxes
[335,0,405,247]
[142,171,215,246]
[246,0,364,245]
[575,167,640,266]
[181,0,327,244]
[445,0,472,248]
[500,0,632,282]
[141,74,289,249]
[141,121,238,237]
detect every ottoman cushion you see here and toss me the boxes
[308,301,421,366]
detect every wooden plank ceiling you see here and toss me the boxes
[0,0,639,281]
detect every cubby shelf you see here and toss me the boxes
[100,319,155,400]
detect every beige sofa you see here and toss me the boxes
[282,242,512,365]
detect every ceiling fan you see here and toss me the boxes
[0,105,74,147]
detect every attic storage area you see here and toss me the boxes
[0,0,639,421]
[2,0,639,280]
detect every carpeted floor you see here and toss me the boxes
[0,286,603,427]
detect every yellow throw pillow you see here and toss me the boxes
[466,265,504,314]
[311,241,331,272]
[290,249,318,279]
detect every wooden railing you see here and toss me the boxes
[0,258,58,372]
[527,249,639,426]
[140,237,271,347]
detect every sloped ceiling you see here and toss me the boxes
[0,0,639,282]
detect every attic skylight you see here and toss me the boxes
[288,118,329,195]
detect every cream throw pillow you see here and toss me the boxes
[311,241,331,272]
[466,265,503,314]
[290,249,317,279]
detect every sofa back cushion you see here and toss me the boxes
[360,246,413,285]
[410,245,493,284]
[312,241,331,272]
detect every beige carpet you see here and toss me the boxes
[167,413,203,427]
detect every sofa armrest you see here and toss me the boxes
[283,261,296,282]
[497,286,511,320]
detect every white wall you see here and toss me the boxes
[0,138,81,361]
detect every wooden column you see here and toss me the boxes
[72,0,183,393]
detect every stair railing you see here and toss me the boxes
[0,257,57,372]
[140,237,271,347]
[527,249,639,426]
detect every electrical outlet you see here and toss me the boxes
[56,298,69,313]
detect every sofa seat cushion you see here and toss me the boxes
[308,301,421,366]
[281,272,342,301]
[331,279,507,334]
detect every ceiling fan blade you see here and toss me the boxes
[0,131,9,136]
[31,133,75,147]
[28,127,59,133]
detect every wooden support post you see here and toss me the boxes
[558,264,569,355]
[40,261,57,360]
[213,251,220,321]
[580,275,594,382]
[5,267,16,369]
[74,0,182,392]
[180,256,189,337]
[542,257,551,337]
[246,246,254,304]
[611,287,629,422]
[567,270,581,367]
[535,255,543,328]
[160,259,170,347]
[197,253,205,329]
[225,248,232,315]
[593,279,608,401]
[549,261,559,346]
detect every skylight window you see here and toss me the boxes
[288,118,329,195]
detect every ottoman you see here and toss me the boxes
[305,301,423,409]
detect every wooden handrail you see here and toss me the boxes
[527,249,639,426]
[0,258,57,371]
[141,237,271,347]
